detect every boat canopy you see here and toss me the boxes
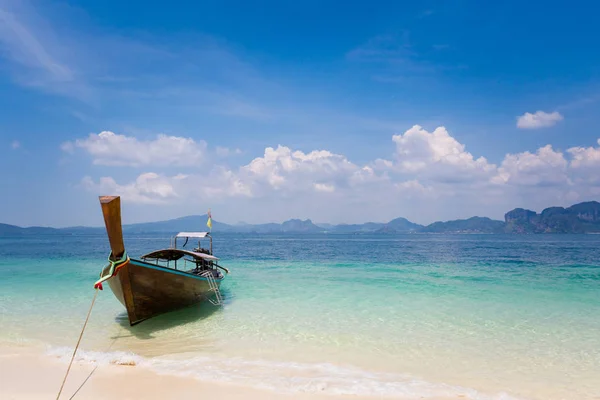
[141,248,219,261]
[176,232,209,238]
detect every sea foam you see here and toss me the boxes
[46,346,145,367]
[46,346,524,399]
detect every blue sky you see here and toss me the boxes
[1,0,600,227]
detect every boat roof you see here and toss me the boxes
[141,248,219,261]
[176,232,210,238]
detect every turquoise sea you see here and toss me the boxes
[1,233,599,399]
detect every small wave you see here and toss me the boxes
[46,346,144,367]
[46,346,523,399]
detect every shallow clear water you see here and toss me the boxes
[1,233,599,399]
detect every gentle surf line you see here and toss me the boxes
[46,346,524,400]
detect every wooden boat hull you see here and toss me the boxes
[105,258,222,325]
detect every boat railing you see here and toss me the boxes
[141,251,227,275]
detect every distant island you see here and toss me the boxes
[504,201,600,233]
[2,201,600,236]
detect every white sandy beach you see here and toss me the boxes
[0,345,470,400]
[0,346,358,400]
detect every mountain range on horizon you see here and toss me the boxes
[2,201,600,236]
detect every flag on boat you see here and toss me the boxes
[207,209,212,230]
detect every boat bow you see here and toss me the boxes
[95,196,130,290]
[99,195,126,261]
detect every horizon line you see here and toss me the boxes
[3,199,598,229]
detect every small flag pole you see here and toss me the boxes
[207,208,212,232]
[207,208,213,254]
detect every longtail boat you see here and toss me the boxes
[94,195,228,326]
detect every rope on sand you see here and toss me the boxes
[56,289,99,400]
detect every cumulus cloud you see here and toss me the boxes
[378,125,496,183]
[82,169,252,205]
[566,139,600,184]
[81,173,180,204]
[241,145,366,193]
[567,139,600,169]
[68,127,600,223]
[493,139,600,188]
[494,145,569,186]
[516,111,563,129]
[200,167,253,198]
[62,131,207,167]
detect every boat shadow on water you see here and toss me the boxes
[112,289,231,340]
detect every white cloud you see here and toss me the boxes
[10,140,20,149]
[379,125,496,183]
[349,166,389,186]
[516,111,563,129]
[566,139,600,184]
[62,131,207,167]
[82,168,253,205]
[201,167,253,198]
[81,173,178,204]
[567,139,600,169]
[241,145,369,194]
[494,145,569,186]
[68,125,600,224]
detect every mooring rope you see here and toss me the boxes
[56,288,99,400]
